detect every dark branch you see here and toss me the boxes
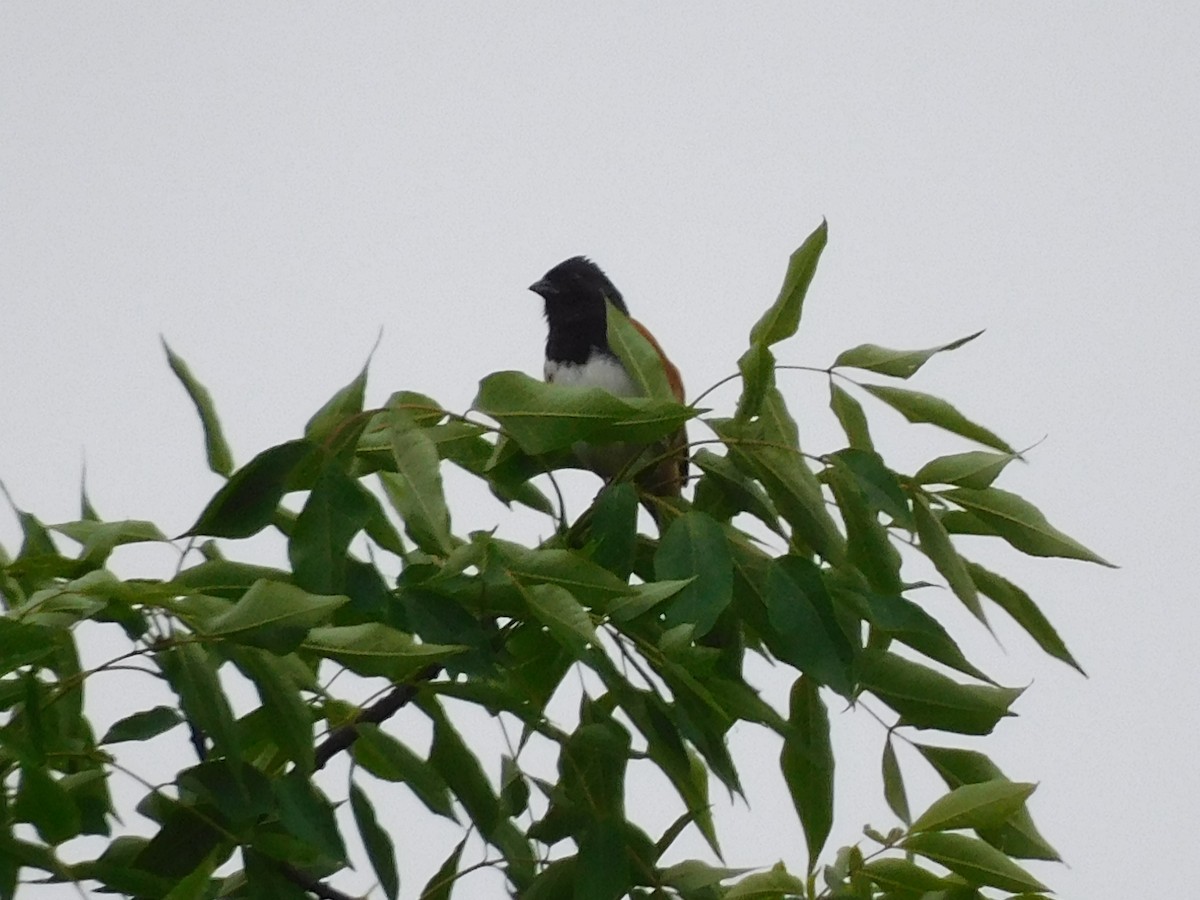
[313,664,442,770]
[279,863,360,900]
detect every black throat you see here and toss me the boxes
[544,301,612,365]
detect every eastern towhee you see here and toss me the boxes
[529,257,688,505]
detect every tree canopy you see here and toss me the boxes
[0,221,1107,899]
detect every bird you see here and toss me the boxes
[528,256,688,507]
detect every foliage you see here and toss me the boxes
[0,222,1106,899]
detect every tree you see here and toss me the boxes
[0,222,1108,899]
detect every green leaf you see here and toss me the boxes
[203,579,348,650]
[305,361,368,447]
[132,802,224,879]
[274,771,348,864]
[862,857,951,893]
[661,860,747,893]
[50,519,168,562]
[858,651,1022,736]
[15,766,80,845]
[382,415,455,555]
[605,578,693,623]
[692,449,784,536]
[100,706,182,744]
[859,592,992,683]
[882,737,911,824]
[654,511,734,638]
[829,382,874,450]
[353,724,455,819]
[418,838,465,900]
[587,482,638,579]
[915,744,1061,861]
[350,781,399,900]
[833,330,984,379]
[749,220,827,347]
[941,487,1115,567]
[911,780,1037,833]
[164,341,234,476]
[606,301,675,400]
[763,555,855,696]
[289,465,375,593]
[303,624,463,681]
[473,370,693,455]
[726,861,809,899]
[0,619,57,675]
[780,676,833,872]
[424,699,502,838]
[495,541,632,605]
[735,342,776,420]
[914,450,1017,489]
[903,832,1048,893]
[828,448,910,526]
[158,642,240,757]
[577,820,632,900]
[966,561,1084,673]
[713,418,845,564]
[522,583,597,655]
[183,440,314,538]
[912,492,986,623]
[862,384,1014,453]
[232,648,315,772]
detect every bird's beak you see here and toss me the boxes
[529,278,556,297]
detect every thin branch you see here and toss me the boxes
[313,664,442,770]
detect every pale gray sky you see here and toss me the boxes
[2,5,1197,898]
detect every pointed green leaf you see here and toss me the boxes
[473,371,693,455]
[522,583,597,654]
[494,541,631,604]
[833,330,984,379]
[661,860,747,893]
[749,220,827,347]
[912,493,985,623]
[424,699,501,838]
[780,676,833,872]
[941,487,1114,566]
[654,511,734,638]
[726,861,809,899]
[164,341,234,476]
[382,415,455,555]
[763,556,855,696]
[915,744,1061,861]
[100,706,182,745]
[274,771,348,864]
[418,837,465,900]
[305,361,368,447]
[859,592,992,683]
[862,384,1014,453]
[606,301,674,400]
[829,382,874,450]
[864,857,952,892]
[350,782,399,900]
[158,642,240,757]
[605,578,694,622]
[735,342,776,420]
[15,766,80,845]
[203,579,347,649]
[692,449,784,535]
[914,451,1017,489]
[882,738,911,824]
[966,561,1083,673]
[303,624,463,680]
[232,648,315,771]
[911,780,1036,833]
[289,465,375,593]
[903,832,1048,893]
[0,619,57,676]
[183,440,314,539]
[353,724,455,819]
[859,651,1022,736]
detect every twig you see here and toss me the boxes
[313,664,442,770]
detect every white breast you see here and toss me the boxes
[545,355,640,397]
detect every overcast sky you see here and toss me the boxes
[2,5,1197,898]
